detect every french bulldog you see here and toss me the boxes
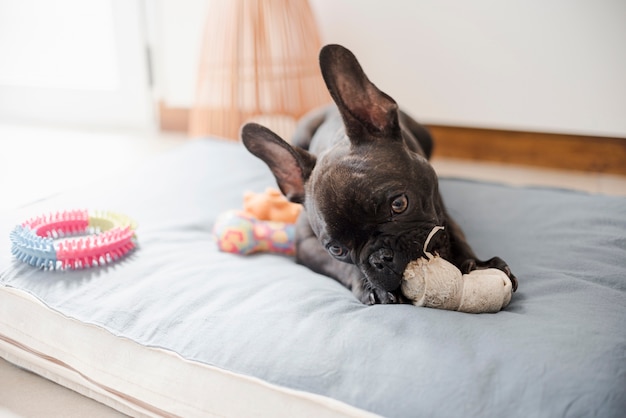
[241,44,517,304]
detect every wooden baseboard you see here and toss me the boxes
[428,125,626,175]
[159,102,626,175]
[158,102,190,132]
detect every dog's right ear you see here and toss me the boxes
[319,44,400,141]
[241,123,316,204]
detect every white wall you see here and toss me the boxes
[156,0,626,137]
[150,0,208,108]
[0,0,154,129]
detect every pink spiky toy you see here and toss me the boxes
[10,209,137,270]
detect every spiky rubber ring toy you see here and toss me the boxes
[10,209,137,270]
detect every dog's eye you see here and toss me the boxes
[391,195,409,214]
[328,244,347,258]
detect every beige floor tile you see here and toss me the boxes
[597,173,626,196]
[0,358,126,418]
[431,158,608,194]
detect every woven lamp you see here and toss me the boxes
[188,0,330,141]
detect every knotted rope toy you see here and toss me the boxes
[10,209,137,270]
[243,187,302,223]
[402,226,513,313]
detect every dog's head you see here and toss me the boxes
[242,44,446,292]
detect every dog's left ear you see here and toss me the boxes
[319,44,400,140]
[241,123,316,204]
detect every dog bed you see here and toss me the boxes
[1,138,625,417]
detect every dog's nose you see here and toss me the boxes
[369,248,394,270]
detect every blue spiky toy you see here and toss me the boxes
[10,209,137,270]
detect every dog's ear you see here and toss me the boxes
[241,123,316,204]
[319,44,400,140]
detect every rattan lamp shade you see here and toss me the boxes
[188,0,330,140]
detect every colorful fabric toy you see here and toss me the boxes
[10,209,137,270]
[214,188,300,256]
[213,210,295,256]
[402,226,513,313]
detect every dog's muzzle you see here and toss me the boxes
[367,248,404,290]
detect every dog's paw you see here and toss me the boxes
[352,277,409,305]
[461,256,518,292]
[365,288,408,305]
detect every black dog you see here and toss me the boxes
[242,44,517,304]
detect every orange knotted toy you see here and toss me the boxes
[243,188,302,223]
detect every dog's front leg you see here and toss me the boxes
[294,212,403,304]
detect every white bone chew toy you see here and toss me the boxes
[402,226,513,313]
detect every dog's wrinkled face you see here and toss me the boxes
[241,44,448,293]
[305,138,444,291]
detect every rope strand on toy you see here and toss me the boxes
[423,225,445,260]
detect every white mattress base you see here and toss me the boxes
[0,287,378,418]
